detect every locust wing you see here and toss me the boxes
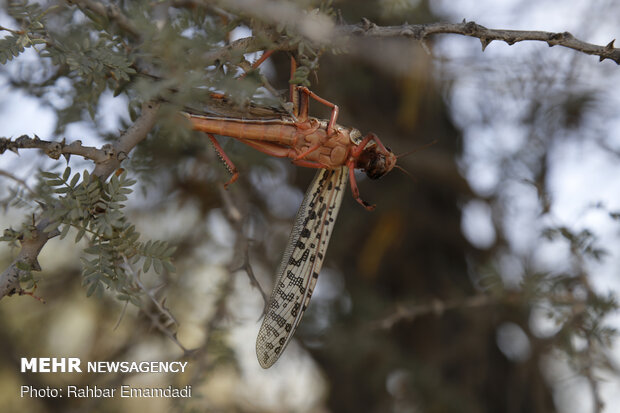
[256,166,348,368]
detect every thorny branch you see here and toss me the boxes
[0,135,112,163]
[374,294,501,330]
[0,101,160,301]
[373,291,594,330]
[339,19,620,64]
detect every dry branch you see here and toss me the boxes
[0,135,110,162]
[337,19,620,64]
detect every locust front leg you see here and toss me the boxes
[346,160,376,211]
[347,132,391,212]
[207,134,239,188]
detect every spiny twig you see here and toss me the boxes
[0,135,112,163]
[339,19,620,64]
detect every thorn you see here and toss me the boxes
[62,153,71,163]
[361,17,373,30]
[605,39,615,50]
[599,55,605,62]
[420,38,432,55]
[480,37,491,51]
[32,258,41,271]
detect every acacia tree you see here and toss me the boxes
[1,1,619,412]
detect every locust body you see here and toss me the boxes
[185,79,397,368]
[185,95,396,210]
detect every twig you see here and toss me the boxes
[66,0,140,39]
[0,25,24,35]
[0,135,110,163]
[231,240,269,309]
[121,254,188,353]
[337,19,620,64]
[374,294,497,330]
[0,169,35,196]
[218,184,269,306]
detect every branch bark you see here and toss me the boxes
[0,135,110,162]
[0,101,160,301]
[336,19,620,64]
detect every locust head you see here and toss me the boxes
[355,134,397,180]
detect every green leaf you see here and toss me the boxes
[129,295,141,307]
[62,167,72,181]
[86,280,99,297]
[70,172,81,187]
[163,260,176,273]
[43,222,58,233]
[40,171,59,179]
[45,179,65,186]
[84,245,101,255]
[153,258,163,274]
[59,223,70,240]
[163,246,177,257]
[143,256,152,273]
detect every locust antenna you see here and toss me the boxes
[394,164,417,183]
[394,139,439,183]
[396,139,438,159]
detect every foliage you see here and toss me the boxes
[34,167,175,303]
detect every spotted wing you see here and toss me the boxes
[256,166,348,368]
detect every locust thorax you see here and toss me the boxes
[357,144,397,180]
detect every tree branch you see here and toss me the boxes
[66,0,141,39]
[0,101,160,301]
[338,19,620,64]
[0,135,109,162]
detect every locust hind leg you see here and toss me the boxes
[289,57,340,134]
[296,86,340,136]
[207,134,239,188]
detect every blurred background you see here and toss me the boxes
[1,0,620,412]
